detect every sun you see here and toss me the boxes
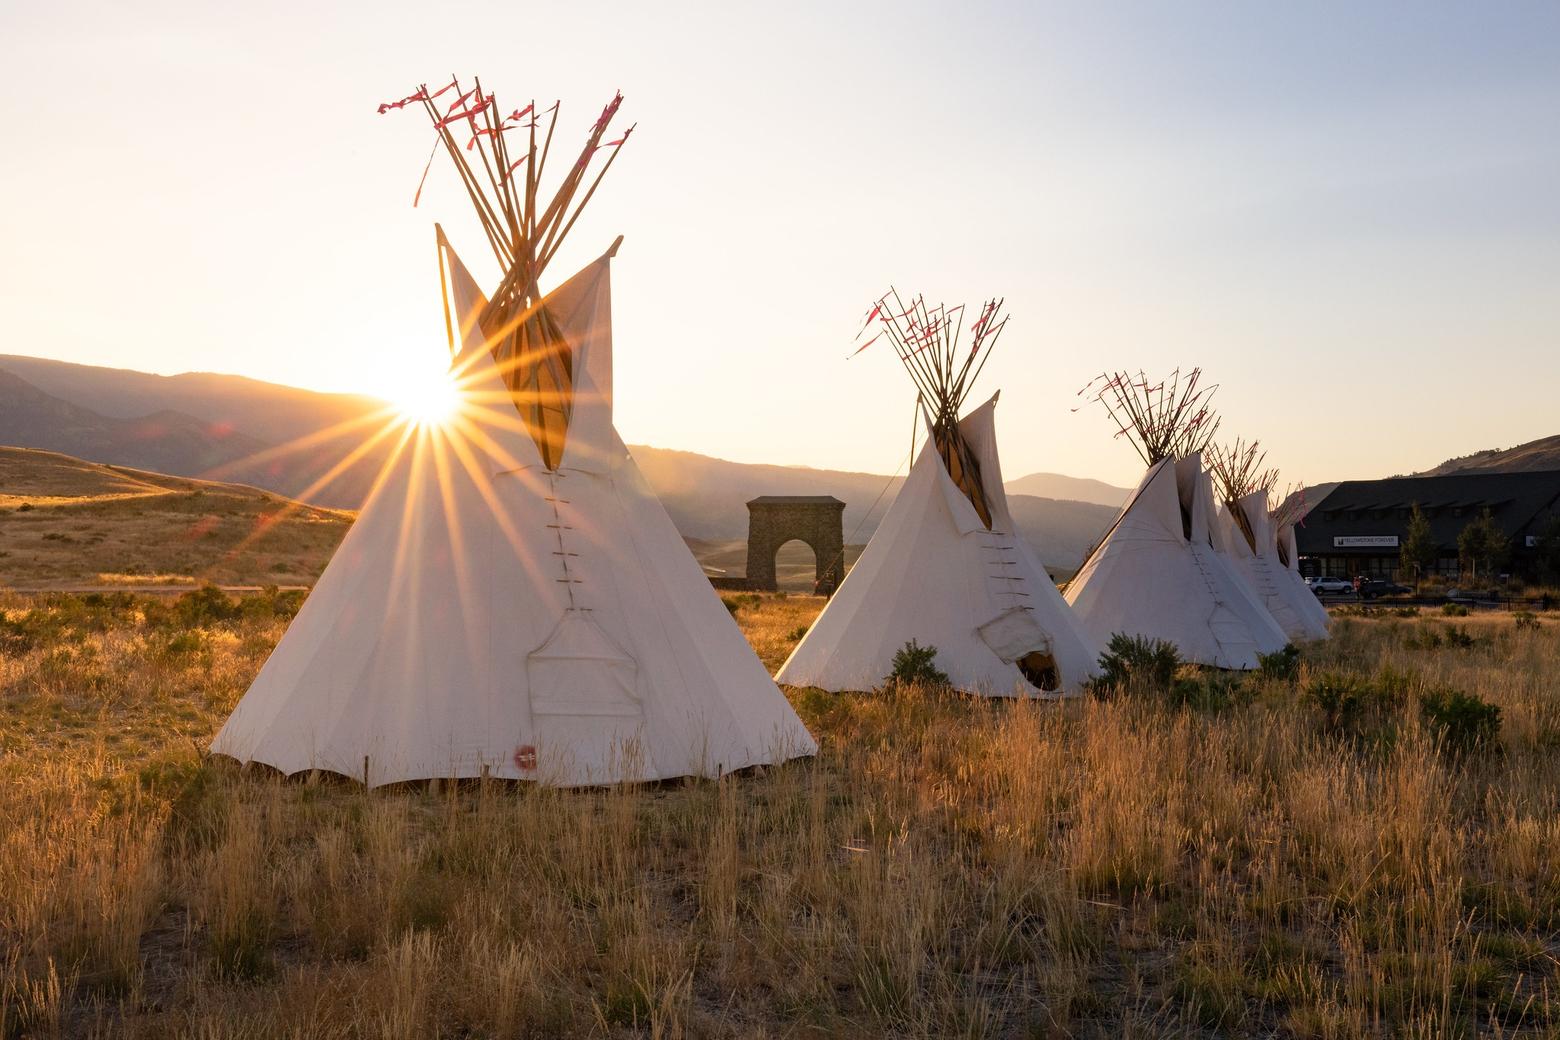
[379,362,462,427]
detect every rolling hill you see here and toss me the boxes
[1003,470,1131,508]
[0,354,1121,574]
[0,447,352,588]
[1418,435,1560,476]
[0,369,273,481]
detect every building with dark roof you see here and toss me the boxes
[1297,469,1560,581]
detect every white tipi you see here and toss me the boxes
[778,394,1100,695]
[1218,490,1329,643]
[1063,371,1289,670]
[1272,492,1332,634]
[777,292,1099,696]
[212,239,816,786]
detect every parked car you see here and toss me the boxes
[1308,576,1355,596]
[1359,579,1412,600]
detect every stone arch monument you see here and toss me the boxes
[745,496,846,594]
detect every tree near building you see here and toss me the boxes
[1400,503,1436,589]
[1457,508,1509,585]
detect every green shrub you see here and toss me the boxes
[1406,623,1479,651]
[1304,671,1406,741]
[786,625,810,641]
[17,502,33,512]
[1419,689,1501,755]
[720,593,760,617]
[174,585,242,627]
[1392,606,1421,618]
[159,631,207,657]
[1444,625,1478,649]
[1513,611,1540,631]
[1094,633,1180,694]
[235,586,307,623]
[1304,672,1369,733]
[1170,672,1248,712]
[1257,644,1301,681]
[886,639,948,689]
[1442,603,1470,617]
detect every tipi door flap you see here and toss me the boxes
[526,611,643,718]
[977,607,1052,663]
[932,451,992,536]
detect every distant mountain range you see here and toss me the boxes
[1003,471,1131,509]
[0,354,392,508]
[0,353,1134,573]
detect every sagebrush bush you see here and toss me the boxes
[1093,633,1180,694]
[1442,603,1470,617]
[1257,643,1301,681]
[1303,670,1406,742]
[886,639,948,688]
[1419,689,1502,755]
[172,585,242,627]
[1445,625,1478,648]
[1170,672,1248,712]
[721,593,761,617]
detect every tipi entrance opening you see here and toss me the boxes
[1016,650,1061,692]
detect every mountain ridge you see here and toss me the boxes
[1416,435,1560,477]
[0,354,1119,571]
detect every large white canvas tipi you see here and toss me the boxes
[213,84,814,785]
[212,240,815,786]
[778,393,1100,695]
[1066,454,1289,669]
[777,292,1099,696]
[1218,490,1329,643]
[1273,496,1332,634]
[1063,371,1289,670]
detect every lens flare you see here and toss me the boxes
[381,363,461,427]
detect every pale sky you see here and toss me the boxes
[2,1,1557,488]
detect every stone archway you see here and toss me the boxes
[745,496,845,594]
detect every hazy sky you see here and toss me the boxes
[2,1,1557,488]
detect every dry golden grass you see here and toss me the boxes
[3,592,1560,1038]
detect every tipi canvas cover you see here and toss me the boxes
[1276,518,1332,633]
[1218,491,1329,643]
[1065,453,1289,669]
[776,393,1099,696]
[212,242,816,786]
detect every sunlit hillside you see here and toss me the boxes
[0,448,351,589]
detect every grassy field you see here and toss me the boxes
[3,590,1560,1038]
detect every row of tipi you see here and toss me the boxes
[212,82,1327,789]
[779,319,1329,693]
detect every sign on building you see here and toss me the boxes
[1333,535,1399,548]
[1528,535,1540,548]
